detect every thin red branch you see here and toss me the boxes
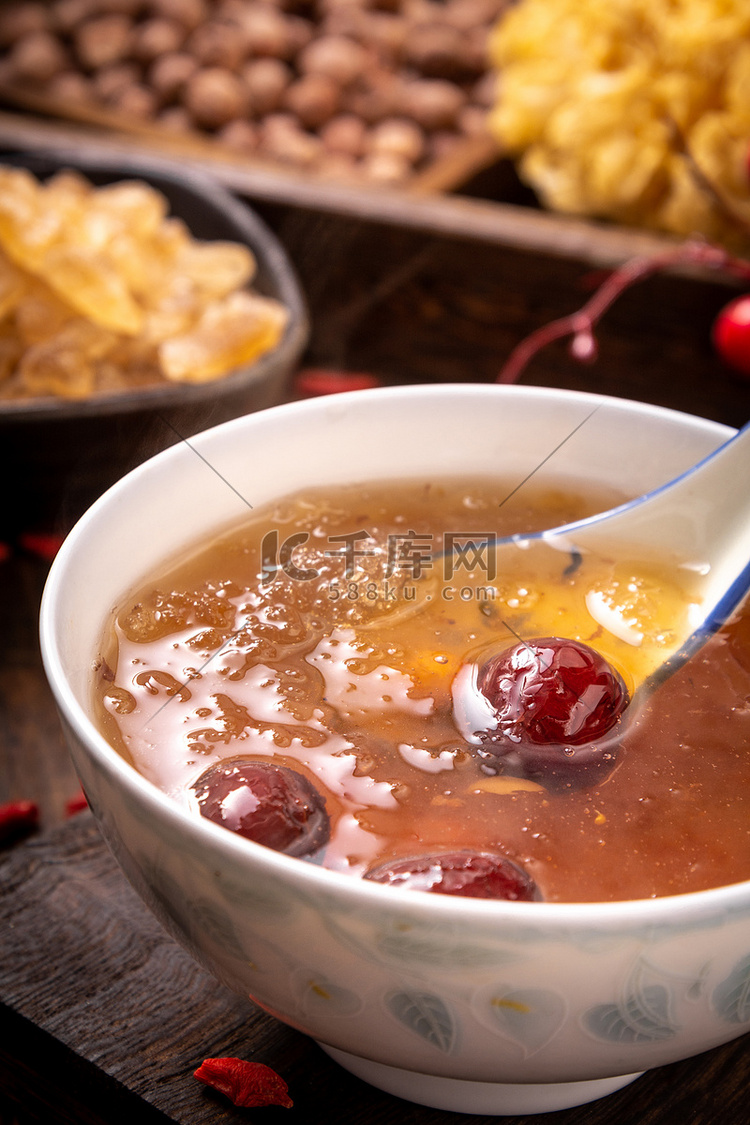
[498,239,750,384]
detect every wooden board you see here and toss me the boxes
[0,111,749,1125]
[0,814,433,1125]
[2,815,750,1125]
[0,108,697,268]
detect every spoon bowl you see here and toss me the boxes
[455,420,750,695]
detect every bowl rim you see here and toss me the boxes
[0,147,309,422]
[40,382,750,926]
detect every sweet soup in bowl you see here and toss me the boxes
[40,386,750,1116]
[94,473,749,904]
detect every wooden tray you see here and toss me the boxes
[0,82,503,196]
[0,105,677,256]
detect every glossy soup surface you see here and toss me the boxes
[94,476,750,903]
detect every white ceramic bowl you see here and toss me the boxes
[40,385,750,1116]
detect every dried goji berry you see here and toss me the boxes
[294,367,382,397]
[65,790,89,816]
[194,1057,293,1109]
[19,531,65,561]
[0,799,39,843]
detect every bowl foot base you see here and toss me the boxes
[317,1044,644,1116]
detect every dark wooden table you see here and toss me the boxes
[1,175,750,1124]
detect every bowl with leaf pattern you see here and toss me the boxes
[40,384,750,1115]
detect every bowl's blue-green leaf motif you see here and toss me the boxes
[188,897,249,959]
[136,860,255,961]
[685,962,711,1002]
[323,908,518,973]
[386,990,457,1053]
[713,954,750,1024]
[376,929,517,971]
[293,970,364,1017]
[484,987,567,1057]
[208,870,298,921]
[584,985,677,1043]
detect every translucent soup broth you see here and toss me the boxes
[94,476,750,903]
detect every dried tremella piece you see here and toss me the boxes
[488,0,750,249]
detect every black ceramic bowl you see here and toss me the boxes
[0,148,309,537]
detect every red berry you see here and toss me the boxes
[294,368,383,397]
[475,637,629,788]
[0,799,39,843]
[194,1058,293,1109]
[364,851,538,900]
[192,760,329,858]
[712,294,750,377]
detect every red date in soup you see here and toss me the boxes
[94,477,750,903]
[474,637,629,790]
[192,760,330,858]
